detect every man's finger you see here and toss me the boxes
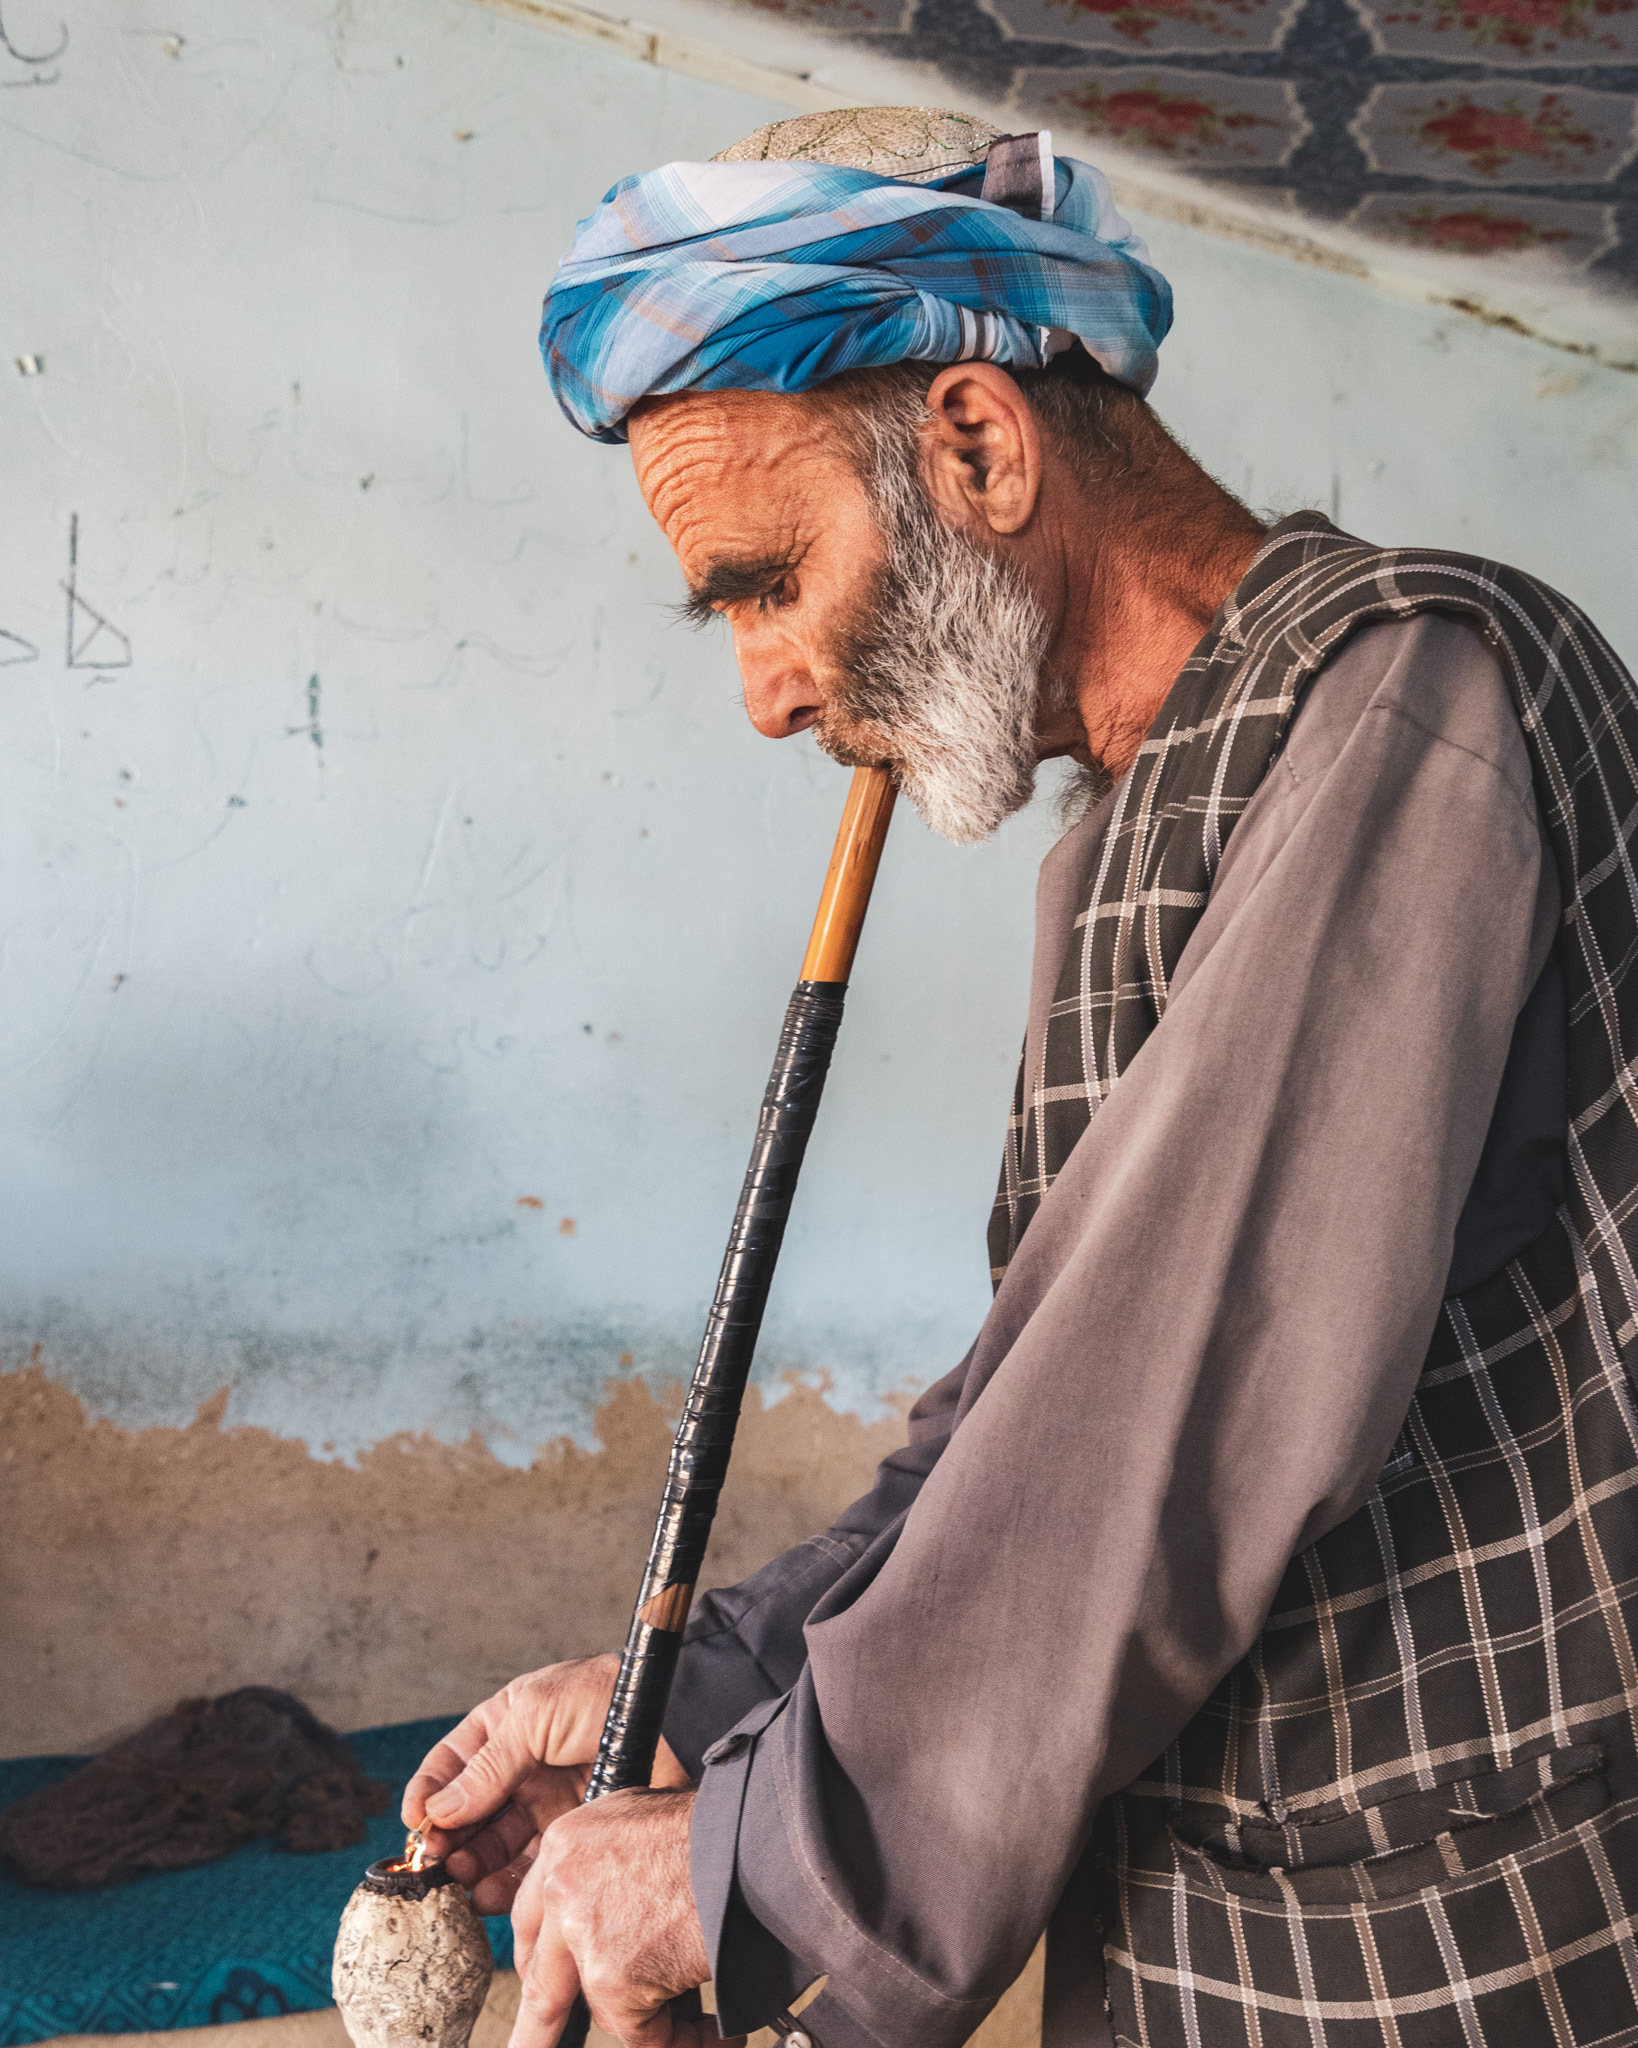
[443,1804,537,1886]
[507,1908,581,2048]
[401,1705,499,1829]
[594,1995,747,2048]
[406,1658,620,1838]
[541,1981,738,2047]
[467,1846,537,1919]
[422,1723,538,1830]
[510,1844,548,1986]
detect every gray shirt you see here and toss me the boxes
[667,615,1565,2048]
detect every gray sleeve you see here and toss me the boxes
[694,617,1560,2047]
[662,1358,969,1777]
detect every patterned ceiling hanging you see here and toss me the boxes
[738,0,1638,284]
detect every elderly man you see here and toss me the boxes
[404,110,1638,2048]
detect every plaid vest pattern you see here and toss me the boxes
[996,515,1638,2045]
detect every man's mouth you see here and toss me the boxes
[810,692,899,774]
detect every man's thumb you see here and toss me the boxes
[425,1733,524,1823]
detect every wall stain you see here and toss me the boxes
[1437,297,1638,376]
[1,1361,907,1758]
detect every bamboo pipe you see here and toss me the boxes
[558,765,895,2048]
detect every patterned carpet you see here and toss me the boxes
[0,1720,515,2046]
[732,0,1638,284]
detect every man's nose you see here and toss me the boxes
[734,629,822,739]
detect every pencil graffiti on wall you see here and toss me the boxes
[0,0,64,86]
[62,514,133,671]
[288,673,324,755]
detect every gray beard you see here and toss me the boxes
[819,443,1058,847]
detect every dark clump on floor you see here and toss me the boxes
[0,1686,392,1890]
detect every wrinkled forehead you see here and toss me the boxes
[628,387,867,580]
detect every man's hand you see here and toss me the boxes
[511,1788,741,2048]
[401,1656,690,1915]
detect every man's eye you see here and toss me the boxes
[710,578,795,622]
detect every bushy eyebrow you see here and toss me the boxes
[676,550,800,628]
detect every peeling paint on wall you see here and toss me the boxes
[0,1361,906,1758]
[3,0,1633,1535]
[0,0,1054,1461]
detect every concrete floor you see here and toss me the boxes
[43,1951,1046,2048]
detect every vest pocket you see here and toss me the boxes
[1170,1743,1607,1905]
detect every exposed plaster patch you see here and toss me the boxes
[1,1308,935,1458]
[1,1362,908,1758]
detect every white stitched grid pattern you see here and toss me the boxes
[1005,518,1638,2042]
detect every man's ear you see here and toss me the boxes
[921,364,1044,538]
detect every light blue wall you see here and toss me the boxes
[4,0,1634,1461]
[1142,220,1638,645]
[0,0,1049,1456]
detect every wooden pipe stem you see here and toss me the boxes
[561,764,898,2048]
[800,766,897,984]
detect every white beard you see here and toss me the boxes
[819,422,1057,847]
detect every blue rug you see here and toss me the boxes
[0,1719,515,2045]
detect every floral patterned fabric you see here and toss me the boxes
[734,0,1638,286]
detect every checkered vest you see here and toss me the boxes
[997,515,1638,2045]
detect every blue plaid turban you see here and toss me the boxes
[540,147,1173,444]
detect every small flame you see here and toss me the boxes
[385,1829,430,1874]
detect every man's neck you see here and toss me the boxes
[1035,462,1266,782]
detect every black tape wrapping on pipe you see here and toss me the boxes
[557,980,847,2048]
